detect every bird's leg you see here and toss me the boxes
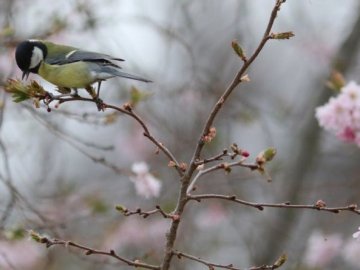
[71,88,79,97]
[85,85,104,111]
[85,85,97,99]
[56,86,71,95]
[53,87,74,98]
[54,87,80,98]
[96,81,102,99]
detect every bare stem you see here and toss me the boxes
[173,250,285,270]
[31,94,183,177]
[104,103,184,176]
[188,194,360,214]
[36,235,160,270]
[116,205,178,220]
[187,158,257,194]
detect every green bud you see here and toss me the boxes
[231,40,247,61]
[270,31,295,40]
[115,204,127,213]
[256,147,276,167]
[273,253,287,267]
[29,230,44,243]
[263,147,277,162]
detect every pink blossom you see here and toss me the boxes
[315,81,360,146]
[102,218,168,250]
[130,162,161,199]
[353,226,360,239]
[303,231,342,268]
[342,237,360,268]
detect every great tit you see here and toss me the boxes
[15,39,151,100]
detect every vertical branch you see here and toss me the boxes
[160,1,287,269]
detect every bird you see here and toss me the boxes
[15,39,151,106]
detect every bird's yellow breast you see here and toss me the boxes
[38,62,94,88]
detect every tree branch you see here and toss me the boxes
[188,194,360,214]
[116,204,179,220]
[160,1,288,269]
[188,0,286,169]
[173,250,286,270]
[187,159,259,194]
[104,103,184,176]
[31,233,160,270]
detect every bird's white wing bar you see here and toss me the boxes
[65,50,77,59]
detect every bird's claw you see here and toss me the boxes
[95,98,105,111]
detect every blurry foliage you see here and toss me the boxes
[4,227,26,240]
[85,195,109,214]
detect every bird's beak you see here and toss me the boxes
[22,71,30,80]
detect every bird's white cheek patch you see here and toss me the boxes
[30,47,44,69]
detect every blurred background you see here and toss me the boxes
[1,0,360,269]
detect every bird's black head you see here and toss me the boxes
[15,40,47,79]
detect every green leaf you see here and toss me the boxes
[4,79,46,103]
[11,90,30,103]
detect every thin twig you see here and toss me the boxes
[104,103,184,176]
[194,149,229,166]
[117,205,179,220]
[186,159,257,194]
[30,94,183,177]
[173,250,285,270]
[34,235,160,270]
[173,250,240,270]
[188,194,360,214]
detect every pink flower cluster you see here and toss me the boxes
[303,228,360,268]
[130,162,162,199]
[353,227,360,239]
[303,231,342,268]
[316,81,360,145]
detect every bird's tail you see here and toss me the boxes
[114,70,152,83]
[90,64,152,83]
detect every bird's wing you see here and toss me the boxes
[41,41,124,67]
